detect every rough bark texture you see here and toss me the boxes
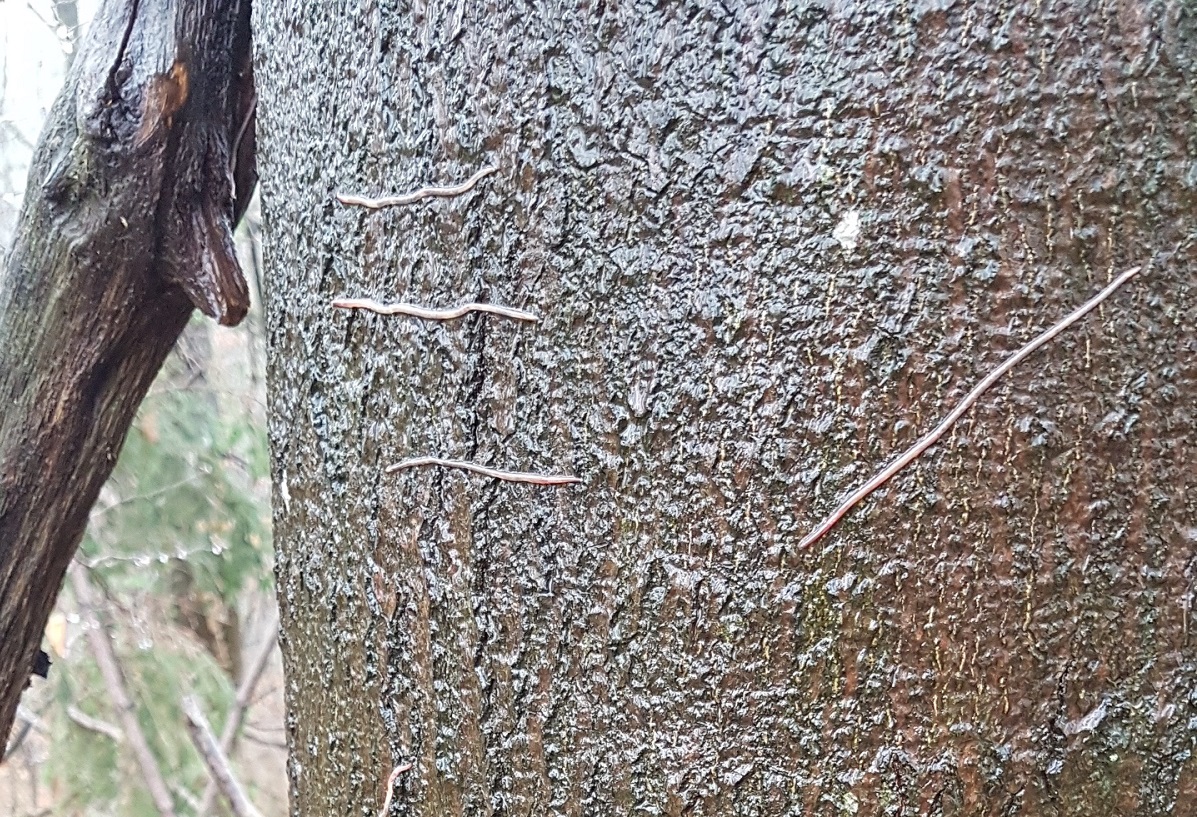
[0,0,255,745]
[256,2,1197,815]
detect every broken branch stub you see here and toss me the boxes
[155,7,257,325]
[0,0,256,742]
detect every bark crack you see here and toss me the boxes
[102,0,144,111]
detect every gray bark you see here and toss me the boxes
[256,2,1197,815]
[0,0,255,745]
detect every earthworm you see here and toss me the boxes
[387,456,581,486]
[377,763,413,817]
[333,298,538,323]
[798,265,1143,550]
[337,165,497,209]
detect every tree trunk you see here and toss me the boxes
[0,0,255,745]
[255,2,1197,814]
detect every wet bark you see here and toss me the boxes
[0,0,255,746]
[256,2,1197,815]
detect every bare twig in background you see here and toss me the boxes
[69,564,179,817]
[196,610,279,816]
[333,298,538,323]
[0,119,35,151]
[76,542,213,570]
[182,695,265,817]
[87,472,206,521]
[171,782,202,815]
[337,165,497,209]
[49,0,82,48]
[66,705,123,743]
[377,763,413,817]
[387,456,582,486]
[19,2,61,45]
[1,707,39,762]
[798,265,1144,550]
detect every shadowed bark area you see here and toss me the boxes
[0,0,255,745]
[256,1,1196,814]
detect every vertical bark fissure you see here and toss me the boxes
[96,0,145,117]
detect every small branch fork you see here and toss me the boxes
[195,611,280,816]
[798,265,1144,551]
[66,705,124,743]
[387,456,581,486]
[181,695,265,817]
[70,564,178,817]
[337,165,497,209]
[333,298,538,323]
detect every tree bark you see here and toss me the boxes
[0,0,255,744]
[256,2,1197,814]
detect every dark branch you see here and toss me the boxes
[0,0,256,742]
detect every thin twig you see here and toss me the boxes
[88,472,206,520]
[1,707,38,762]
[240,727,287,749]
[333,298,538,323]
[171,781,203,815]
[337,165,497,209]
[196,610,280,816]
[181,695,265,817]
[798,265,1143,550]
[387,456,581,486]
[378,763,413,817]
[66,705,124,743]
[69,564,179,817]
[77,543,213,570]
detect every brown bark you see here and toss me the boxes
[0,0,255,745]
[255,1,1197,815]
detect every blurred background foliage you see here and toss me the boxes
[82,307,271,681]
[1,3,285,815]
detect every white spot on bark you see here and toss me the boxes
[833,210,861,251]
[1064,696,1110,736]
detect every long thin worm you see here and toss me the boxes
[377,763,413,817]
[333,298,538,323]
[387,456,581,486]
[798,265,1143,550]
[337,165,497,209]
